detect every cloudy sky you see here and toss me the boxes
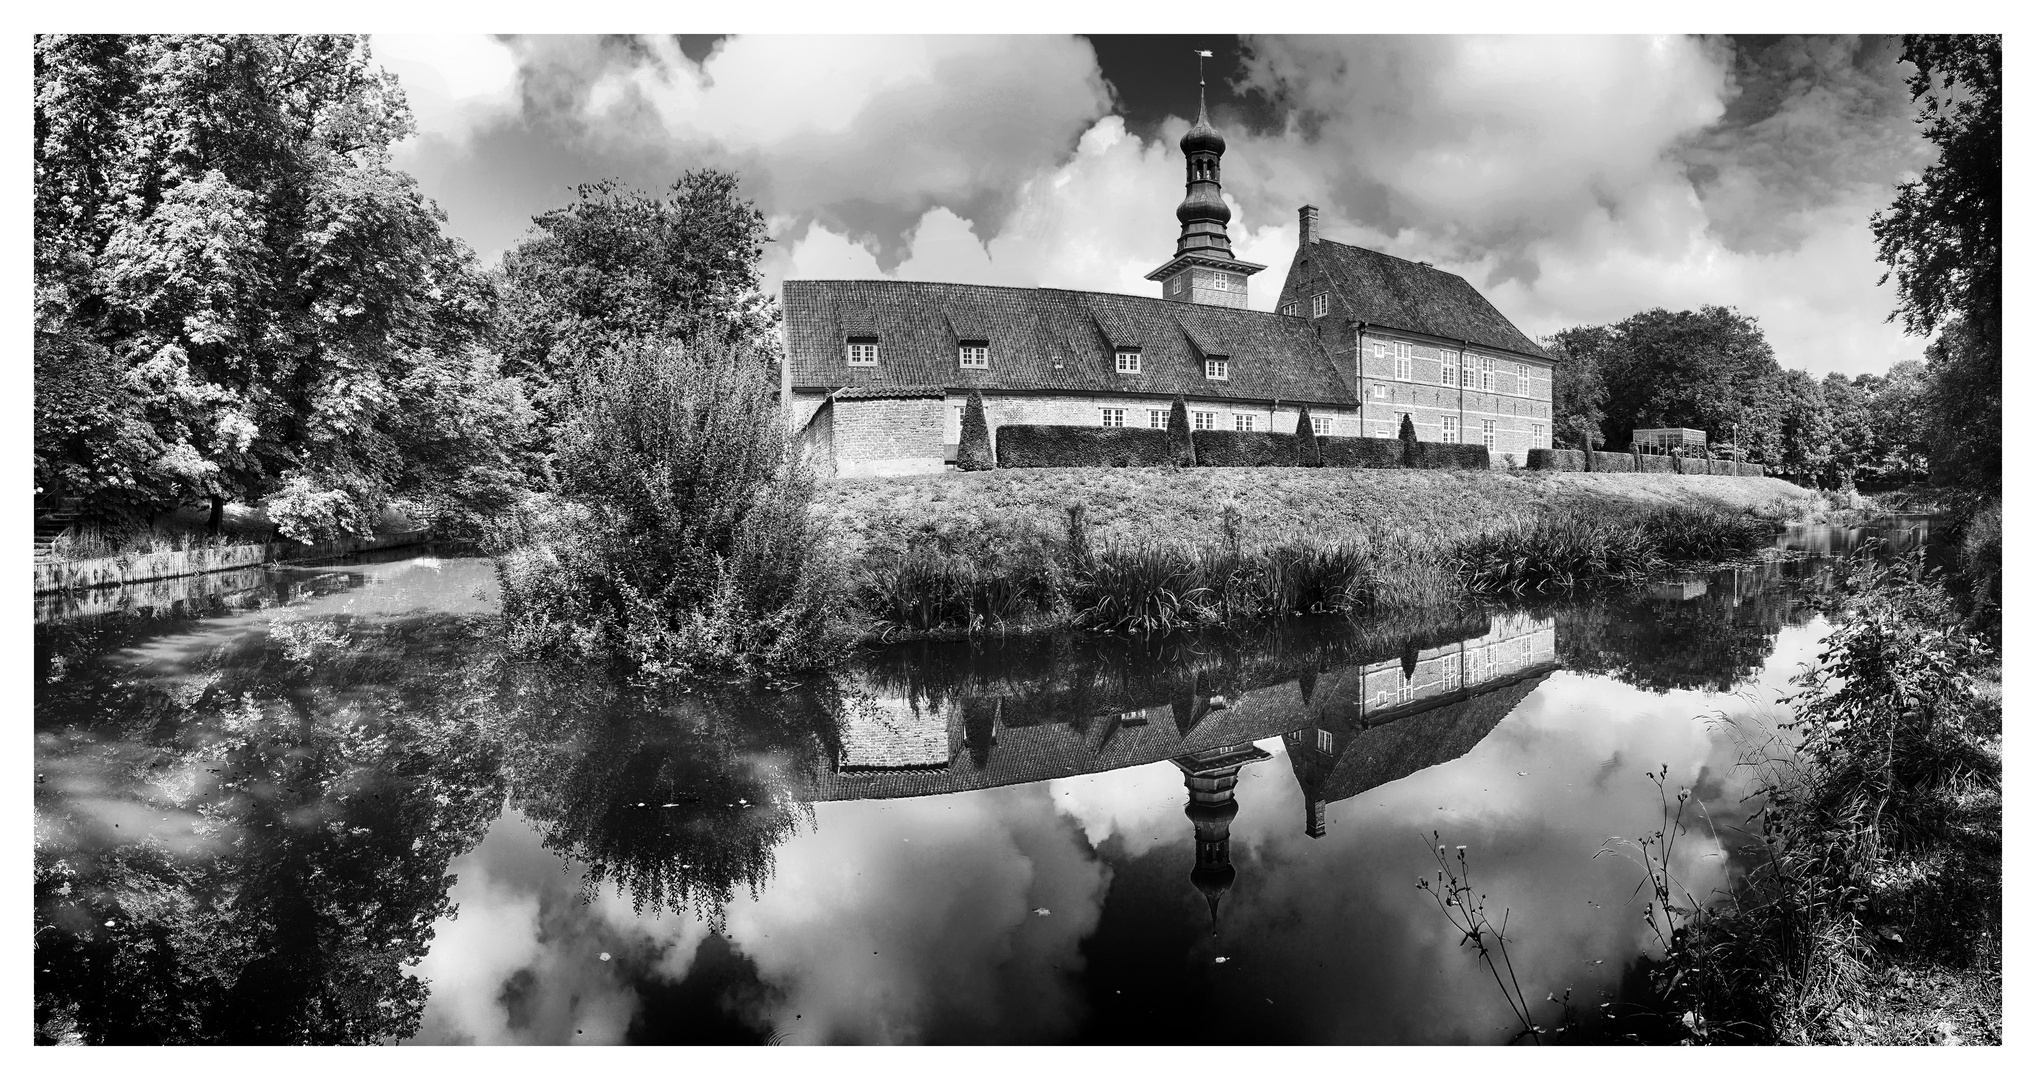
[372,34,1938,378]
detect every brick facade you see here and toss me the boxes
[828,396,948,477]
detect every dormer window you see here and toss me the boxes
[1311,293,1329,317]
[846,337,879,366]
[1280,301,1298,316]
[1211,272,1232,291]
[1205,358,1229,380]
[1115,349,1141,374]
[958,341,989,368]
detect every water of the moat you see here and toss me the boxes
[32,518,1940,1045]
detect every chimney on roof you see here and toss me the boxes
[1299,204,1320,246]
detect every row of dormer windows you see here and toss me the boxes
[850,339,1231,380]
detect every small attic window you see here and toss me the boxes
[1205,358,1230,381]
[1311,293,1329,317]
[1115,350,1141,374]
[846,337,879,366]
[958,341,989,368]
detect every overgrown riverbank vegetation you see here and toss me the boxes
[846,476,1792,638]
[1618,554,2000,1045]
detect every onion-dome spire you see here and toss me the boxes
[1181,79,1226,156]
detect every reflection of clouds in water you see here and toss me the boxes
[411,813,643,1044]
[723,784,1110,1043]
[1047,758,1188,857]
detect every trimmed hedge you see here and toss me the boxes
[1677,458,1709,476]
[1589,451,1635,473]
[1191,429,1300,467]
[996,425,1172,468]
[1412,442,1490,470]
[1528,448,1586,471]
[1320,435,1406,469]
[1638,454,1674,474]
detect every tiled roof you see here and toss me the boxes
[1300,240,1552,360]
[832,384,946,401]
[783,279,1355,405]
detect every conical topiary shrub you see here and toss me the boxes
[1294,404,1323,467]
[957,389,993,471]
[1398,413,1419,468]
[1167,394,1196,467]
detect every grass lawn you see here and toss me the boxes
[814,466,1818,564]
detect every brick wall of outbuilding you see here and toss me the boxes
[834,396,948,476]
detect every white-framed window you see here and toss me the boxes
[1372,342,1388,359]
[1395,341,1412,361]
[1211,272,1232,291]
[1149,409,1168,429]
[1442,415,1460,443]
[1311,415,1333,436]
[1443,663,1461,691]
[1206,359,1229,380]
[846,338,879,365]
[1280,301,1298,316]
[1516,363,1530,396]
[1315,729,1334,754]
[1192,410,1218,431]
[1311,293,1329,317]
[1442,355,1459,387]
[1482,419,1496,448]
[951,405,964,440]
[1115,349,1141,373]
[1100,408,1125,428]
[1370,384,1389,400]
[1374,690,1390,709]
[1234,414,1256,432]
[1532,423,1546,448]
[1398,682,1413,705]
[1396,354,1412,381]
[1171,276,1186,295]
[958,343,989,368]
[1482,356,1497,391]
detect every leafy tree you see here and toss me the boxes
[498,171,778,421]
[1871,35,2000,494]
[1862,360,1932,481]
[1586,306,1782,456]
[1772,370,1836,486]
[1542,325,1610,450]
[1294,404,1322,466]
[956,390,993,471]
[1819,373,1873,489]
[33,34,528,530]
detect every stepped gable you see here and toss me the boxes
[782,279,1354,405]
[1303,239,1552,360]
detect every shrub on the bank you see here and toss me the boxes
[1399,414,1420,467]
[493,337,838,681]
[1528,448,1586,471]
[1191,429,1299,468]
[995,425,1173,468]
[956,390,993,472]
[1294,405,1323,467]
[1589,450,1635,473]
[1414,442,1490,470]
[1166,395,1196,467]
[1455,503,1771,597]
[1319,435,1405,468]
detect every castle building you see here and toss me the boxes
[783,81,1555,476]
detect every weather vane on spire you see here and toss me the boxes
[1194,48,1213,87]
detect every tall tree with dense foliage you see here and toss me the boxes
[1578,306,1782,457]
[33,34,533,535]
[956,390,993,471]
[1871,35,2000,494]
[1542,325,1610,450]
[498,172,778,420]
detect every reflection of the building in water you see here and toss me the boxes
[817,613,1557,813]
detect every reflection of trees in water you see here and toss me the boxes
[34,610,506,1044]
[1547,560,1841,694]
[491,676,828,931]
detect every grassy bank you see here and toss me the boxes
[819,469,1814,639]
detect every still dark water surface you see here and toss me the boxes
[32,519,1938,1044]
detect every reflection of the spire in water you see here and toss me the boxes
[819,613,1559,822]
